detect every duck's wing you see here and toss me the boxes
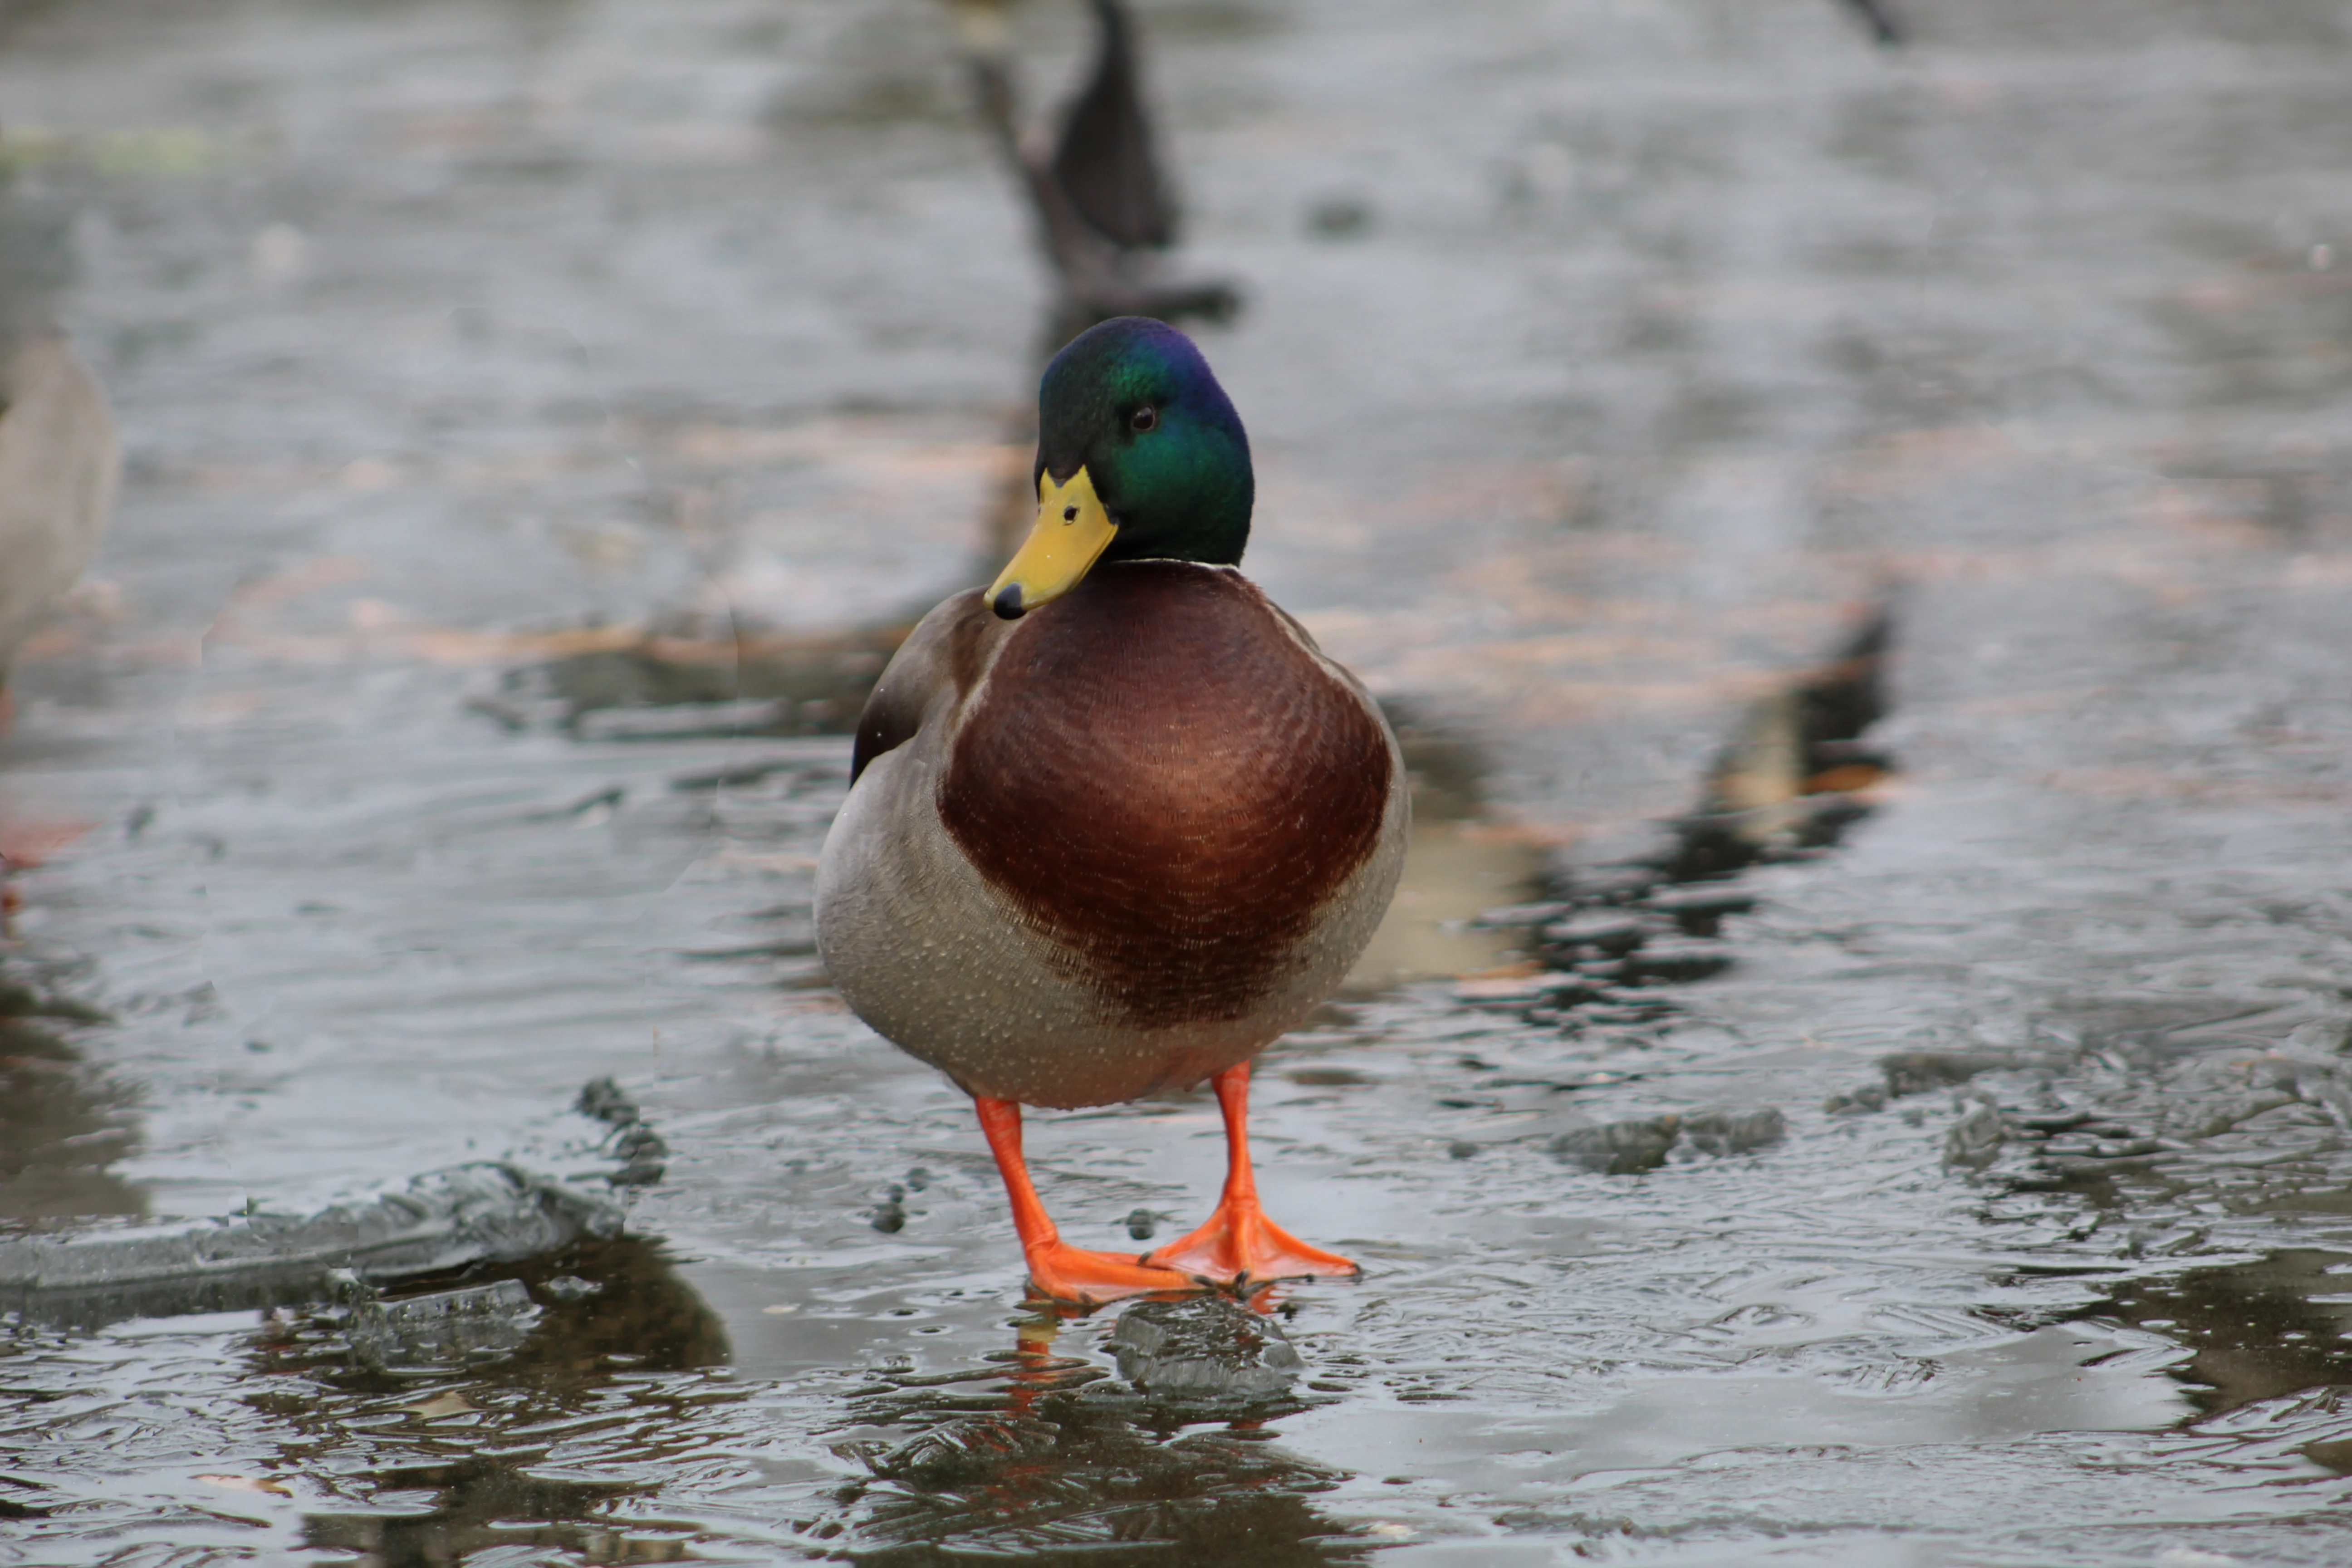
[849,589,1004,785]
[1049,0,1176,251]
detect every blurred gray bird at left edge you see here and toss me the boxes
[942,0,1240,349]
[0,152,118,728]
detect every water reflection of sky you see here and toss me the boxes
[5,0,2352,1562]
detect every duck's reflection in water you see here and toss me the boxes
[830,1304,1368,1566]
[0,989,145,1226]
[249,1233,1360,1565]
[286,1236,730,1567]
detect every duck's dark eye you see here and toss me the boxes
[1130,405,1157,432]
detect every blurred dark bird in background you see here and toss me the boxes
[1838,0,1905,46]
[943,0,1239,348]
[1048,0,1173,252]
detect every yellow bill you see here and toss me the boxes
[988,466,1117,618]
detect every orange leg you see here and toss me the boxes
[1143,1063,1359,1288]
[975,1097,1201,1307]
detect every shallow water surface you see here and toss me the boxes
[6,0,2352,1563]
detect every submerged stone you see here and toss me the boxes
[1109,1296,1304,1401]
[1882,1051,2016,1098]
[609,1124,668,1187]
[1944,1102,2009,1170]
[868,1413,1062,1486]
[346,1278,541,1377]
[1549,1116,1682,1174]
[1682,1107,1787,1156]
[575,1076,641,1126]
[1825,1083,1888,1116]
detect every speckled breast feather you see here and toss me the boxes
[815,561,1407,1107]
[939,562,1393,1027]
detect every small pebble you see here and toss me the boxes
[1825,1083,1887,1116]
[1550,1116,1681,1175]
[575,1076,640,1126]
[1881,1051,2013,1098]
[1681,1107,1785,1156]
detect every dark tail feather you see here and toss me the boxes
[1840,0,1906,46]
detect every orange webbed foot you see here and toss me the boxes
[1021,1240,1204,1307]
[1143,1200,1358,1289]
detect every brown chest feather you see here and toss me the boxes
[939,564,1391,1027]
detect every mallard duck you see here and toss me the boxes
[0,328,118,721]
[816,317,1407,1303]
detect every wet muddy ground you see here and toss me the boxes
[6,0,2352,1562]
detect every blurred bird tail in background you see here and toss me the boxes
[1049,0,1174,252]
[942,0,1240,350]
[1839,0,1906,47]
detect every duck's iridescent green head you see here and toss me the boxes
[989,317,1251,619]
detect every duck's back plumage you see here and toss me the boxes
[817,561,1406,1108]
